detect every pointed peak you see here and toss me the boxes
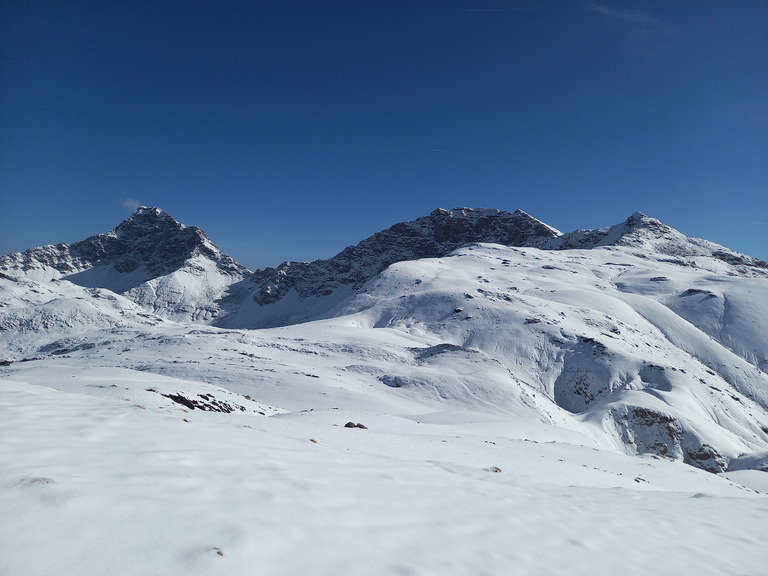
[126,206,177,223]
[625,211,657,225]
[513,209,563,235]
[115,207,186,236]
[131,205,158,214]
[622,211,672,235]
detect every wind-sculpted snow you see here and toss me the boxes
[2,366,766,576]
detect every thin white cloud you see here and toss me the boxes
[119,198,142,213]
[586,1,673,32]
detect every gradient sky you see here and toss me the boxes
[2,0,766,270]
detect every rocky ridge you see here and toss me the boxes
[248,208,561,305]
[2,206,766,326]
[216,208,768,328]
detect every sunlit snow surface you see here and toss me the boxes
[2,242,768,575]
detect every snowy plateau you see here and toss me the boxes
[1,206,767,576]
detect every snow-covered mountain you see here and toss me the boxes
[537,211,768,272]
[219,207,562,327]
[0,207,248,322]
[335,242,768,470]
[2,206,767,575]
[247,207,562,305]
[219,209,768,329]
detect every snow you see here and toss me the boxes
[2,372,766,576]
[2,210,768,575]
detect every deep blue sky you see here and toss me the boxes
[2,0,766,269]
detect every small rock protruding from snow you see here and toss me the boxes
[344,422,368,429]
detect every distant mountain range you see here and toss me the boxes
[2,206,767,474]
[2,206,765,327]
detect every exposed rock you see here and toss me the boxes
[344,421,368,429]
[0,207,246,283]
[610,406,729,473]
[243,208,560,308]
[159,392,248,413]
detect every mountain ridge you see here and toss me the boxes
[218,208,768,328]
[229,207,563,328]
[2,206,766,328]
[536,211,768,271]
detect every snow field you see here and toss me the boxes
[1,373,766,576]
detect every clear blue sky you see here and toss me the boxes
[2,0,766,269]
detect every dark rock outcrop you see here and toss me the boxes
[0,207,247,284]
[246,207,561,306]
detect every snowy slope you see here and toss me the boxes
[2,241,767,472]
[324,243,768,470]
[2,207,768,575]
[2,369,766,576]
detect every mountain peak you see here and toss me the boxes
[531,212,767,274]
[131,206,163,216]
[130,206,170,220]
[623,211,668,231]
[513,208,563,236]
[429,206,502,219]
[422,207,562,243]
[115,206,185,236]
[0,207,247,286]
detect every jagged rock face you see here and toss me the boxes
[100,208,245,278]
[0,207,249,323]
[247,208,561,306]
[0,207,246,282]
[609,406,729,473]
